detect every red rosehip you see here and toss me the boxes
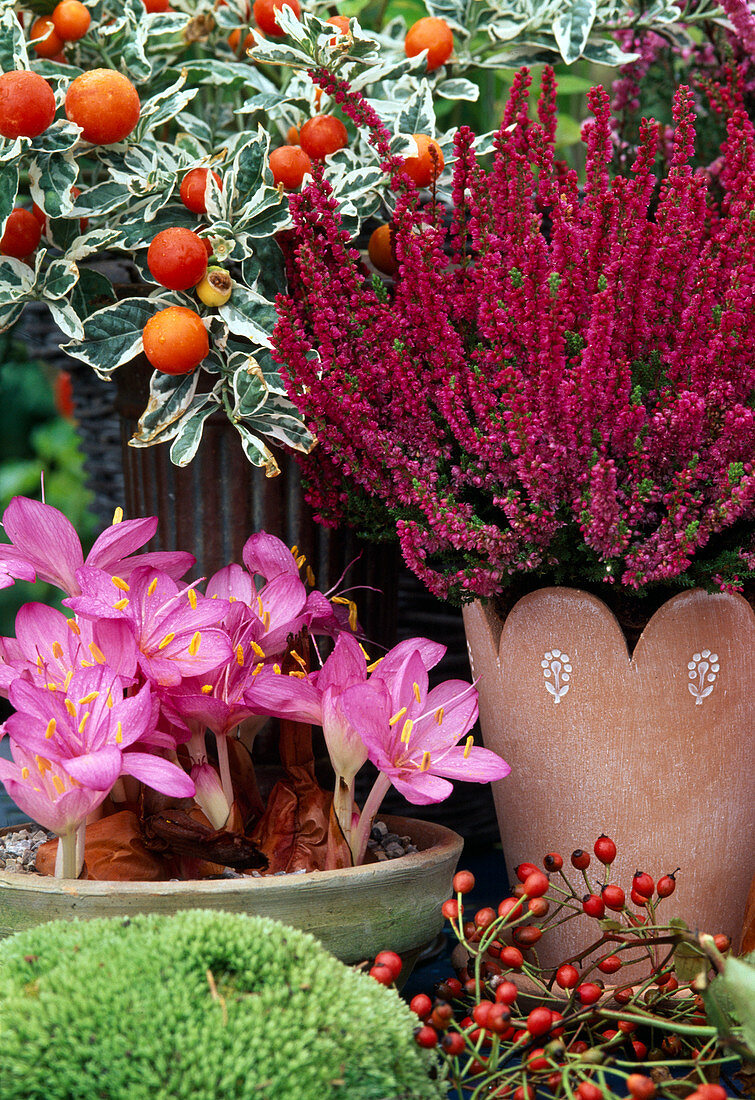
[442,1032,466,1056]
[526,1006,553,1037]
[657,871,679,898]
[523,871,549,898]
[601,884,626,912]
[582,894,605,919]
[441,898,460,920]
[614,987,633,1005]
[576,1083,603,1100]
[414,1024,438,1048]
[374,950,402,979]
[498,897,521,919]
[515,862,540,882]
[550,1010,565,1037]
[631,889,649,907]
[500,946,524,969]
[576,983,603,1005]
[409,993,432,1019]
[472,1001,493,1027]
[593,835,616,865]
[544,852,563,872]
[512,925,542,947]
[369,963,395,985]
[713,934,731,952]
[597,954,622,975]
[528,1047,549,1072]
[632,871,654,898]
[430,1002,453,1029]
[631,1039,648,1060]
[514,1087,535,1100]
[528,897,549,918]
[488,1004,512,1034]
[626,1075,656,1100]
[494,980,518,1005]
[475,907,497,930]
[571,849,591,870]
[556,964,580,989]
[453,870,475,894]
[693,1087,726,1100]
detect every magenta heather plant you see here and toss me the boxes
[273,68,755,604]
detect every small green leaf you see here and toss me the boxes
[63,297,161,378]
[169,397,216,466]
[131,370,200,445]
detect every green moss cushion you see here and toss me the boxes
[0,910,446,1100]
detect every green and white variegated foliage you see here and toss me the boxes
[0,0,731,470]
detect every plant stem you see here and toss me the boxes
[215,731,234,807]
[58,829,80,879]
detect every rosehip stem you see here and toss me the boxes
[597,1009,717,1036]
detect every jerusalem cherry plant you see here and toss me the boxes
[368,838,755,1100]
[274,67,755,600]
[0,494,509,879]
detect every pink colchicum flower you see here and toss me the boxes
[0,555,35,590]
[0,602,139,697]
[65,566,233,688]
[0,497,194,597]
[0,742,110,877]
[340,649,510,862]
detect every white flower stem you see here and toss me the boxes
[350,771,391,865]
[333,774,354,848]
[215,732,234,808]
[57,829,81,879]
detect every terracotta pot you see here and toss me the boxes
[740,871,755,955]
[114,356,399,648]
[0,815,462,972]
[463,587,755,969]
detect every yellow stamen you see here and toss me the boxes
[296,553,306,569]
[289,670,306,678]
[348,602,358,632]
[79,691,99,705]
[158,632,175,650]
[291,650,306,670]
[65,699,77,717]
[36,755,51,774]
[188,631,201,656]
[359,644,370,659]
[389,706,407,726]
[306,565,316,587]
[412,681,421,703]
[435,707,444,725]
[263,611,270,631]
[115,721,122,744]
[80,660,93,668]
[112,506,123,525]
[45,719,56,740]
[78,711,89,734]
[89,642,106,664]
[400,718,413,744]
[332,596,349,605]
[273,663,281,674]
[187,588,197,609]
[113,597,129,611]
[45,682,57,691]
[257,595,264,618]
[52,641,63,659]
[21,766,30,780]
[464,735,474,758]
[201,684,213,694]
[366,657,384,672]
[52,774,65,794]
[252,663,264,677]
[63,670,73,691]
[229,595,236,603]
[106,693,114,708]
[111,576,130,592]
[67,619,81,636]
[36,654,44,670]
[290,544,298,558]
[251,640,265,658]
[147,578,158,596]
[236,644,244,667]
[420,751,432,773]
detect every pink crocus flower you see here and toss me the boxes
[0,496,194,597]
[65,566,233,688]
[0,602,139,697]
[0,555,35,589]
[0,741,111,876]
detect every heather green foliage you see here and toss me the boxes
[0,910,444,1100]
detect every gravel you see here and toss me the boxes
[0,826,53,874]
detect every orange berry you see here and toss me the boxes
[268,144,311,190]
[286,124,300,145]
[252,0,300,36]
[228,27,255,53]
[143,0,173,9]
[142,306,209,375]
[0,70,56,140]
[179,168,223,214]
[326,14,349,43]
[30,16,64,58]
[404,16,453,72]
[147,227,209,290]
[52,0,91,41]
[65,69,140,144]
[368,223,398,276]
[299,114,348,160]
[403,134,444,188]
[0,208,42,259]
